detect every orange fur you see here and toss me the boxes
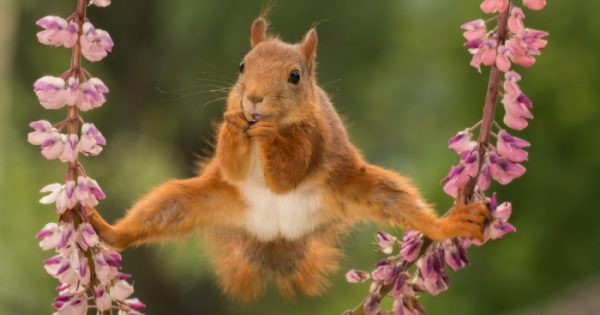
[87,17,488,301]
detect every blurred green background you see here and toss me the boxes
[1,0,599,314]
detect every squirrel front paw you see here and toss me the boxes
[246,120,278,142]
[224,111,250,137]
[434,202,490,242]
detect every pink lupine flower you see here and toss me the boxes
[442,150,479,197]
[346,269,371,283]
[78,78,109,111]
[363,294,382,315]
[40,132,65,160]
[442,165,468,197]
[519,28,549,52]
[28,120,58,145]
[480,0,509,14]
[94,252,119,285]
[74,176,106,207]
[53,293,87,315]
[389,273,408,299]
[488,152,526,185]
[416,249,449,296]
[460,19,487,41]
[504,71,522,96]
[508,7,526,34]
[90,0,111,7]
[469,39,498,72]
[495,45,513,72]
[472,194,517,244]
[442,240,469,271]
[80,22,114,62]
[497,130,530,162]
[33,76,66,109]
[110,280,135,301]
[486,199,516,240]
[523,0,546,11]
[45,254,78,286]
[392,298,419,315]
[477,162,492,191]
[73,252,91,287]
[76,222,99,251]
[376,231,397,254]
[64,77,85,107]
[57,223,75,250]
[502,72,533,130]
[79,123,106,156]
[371,259,397,285]
[506,29,548,68]
[448,129,477,154]
[502,93,533,130]
[36,16,78,48]
[58,134,79,163]
[506,37,536,68]
[39,181,77,214]
[400,230,423,262]
[95,286,112,311]
[36,223,62,250]
[126,298,147,310]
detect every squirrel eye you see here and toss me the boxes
[239,61,245,74]
[288,69,300,84]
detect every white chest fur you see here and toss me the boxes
[239,143,322,241]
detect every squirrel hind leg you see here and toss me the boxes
[208,235,266,303]
[212,248,267,303]
[277,239,342,298]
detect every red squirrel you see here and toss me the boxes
[87,18,488,301]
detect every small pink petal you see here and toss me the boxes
[523,0,546,11]
[90,0,111,7]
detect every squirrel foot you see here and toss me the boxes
[432,202,490,242]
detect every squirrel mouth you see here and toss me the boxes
[248,113,269,124]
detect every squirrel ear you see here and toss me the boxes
[250,18,268,47]
[300,28,318,60]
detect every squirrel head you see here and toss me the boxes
[230,18,319,126]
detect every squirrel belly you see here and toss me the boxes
[239,142,323,241]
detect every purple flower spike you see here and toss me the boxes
[497,130,530,162]
[489,152,526,185]
[448,129,477,154]
[36,16,78,48]
[400,230,423,262]
[363,294,382,315]
[371,259,397,285]
[389,273,408,299]
[376,231,397,254]
[346,269,371,283]
[443,240,469,271]
[126,298,147,310]
[416,248,449,296]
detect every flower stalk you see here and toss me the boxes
[31,1,144,314]
[345,1,548,314]
[463,7,510,200]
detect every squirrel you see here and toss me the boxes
[86,18,489,302]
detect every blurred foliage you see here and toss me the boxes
[1,0,599,314]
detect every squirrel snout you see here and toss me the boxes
[247,94,264,104]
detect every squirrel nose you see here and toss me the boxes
[247,94,264,104]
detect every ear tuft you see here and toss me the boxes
[251,18,268,47]
[301,28,318,60]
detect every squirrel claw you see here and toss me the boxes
[437,202,489,241]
